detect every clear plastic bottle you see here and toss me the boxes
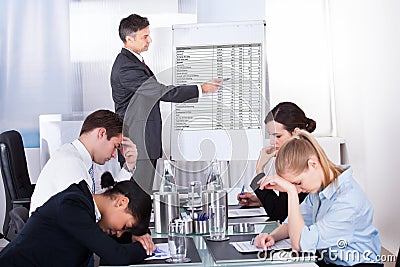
[160,160,177,193]
[206,160,223,191]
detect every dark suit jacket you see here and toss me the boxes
[250,173,308,222]
[0,180,147,267]
[111,48,199,159]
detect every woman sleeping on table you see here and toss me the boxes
[0,178,156,267]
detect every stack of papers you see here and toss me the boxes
[230,238,292,253]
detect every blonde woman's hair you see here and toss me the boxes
[275,129,344,189]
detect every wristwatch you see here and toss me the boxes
[123,162,135,174]
[250,172,266,191]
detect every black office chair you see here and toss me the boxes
[6,206,29,241]
[0,130,34,241]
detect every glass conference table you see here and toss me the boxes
[100,207,318,267]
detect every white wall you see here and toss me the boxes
[265,0,334,136]
[265,0,400,254]
[329,0,400,254]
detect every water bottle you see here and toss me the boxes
[160,160,177,193]
[206,160,223,191]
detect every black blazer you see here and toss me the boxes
[111,48,199,159]
[250,173,308,222]
[0,180,147,267]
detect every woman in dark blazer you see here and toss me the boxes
[0,179,153,267]
[238,102,316,222]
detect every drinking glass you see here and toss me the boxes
[167,221,187,263]
[208,205,226,240]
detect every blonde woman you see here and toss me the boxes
[254,130,382,267]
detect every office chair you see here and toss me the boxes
[0,130,34,241]
[7,206,29,241]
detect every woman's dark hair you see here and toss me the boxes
[119,14,150,43]
[102,177,151,235]
[264,102,316,133]
[79,110,123,140]
[100,171,115,189]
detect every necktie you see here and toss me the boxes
[89,164,95,193]
[142,58,149,71]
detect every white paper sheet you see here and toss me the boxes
[230,238,292,253]
[145,243,170,260]
[230,240,263,253]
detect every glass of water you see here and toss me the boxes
[167,221,189,263]
[208,205,226,240]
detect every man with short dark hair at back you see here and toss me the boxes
[30,109,137,214]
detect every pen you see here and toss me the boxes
[250,237,255,245]
[238,184,245,204]
[223,77,231,81]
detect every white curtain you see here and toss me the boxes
[0,0,77,147]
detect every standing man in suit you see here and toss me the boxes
[111,14,221,193]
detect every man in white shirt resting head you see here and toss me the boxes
[30,109,137,215]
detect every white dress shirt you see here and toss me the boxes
[30,139,131,215]
[93,197,102,223]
